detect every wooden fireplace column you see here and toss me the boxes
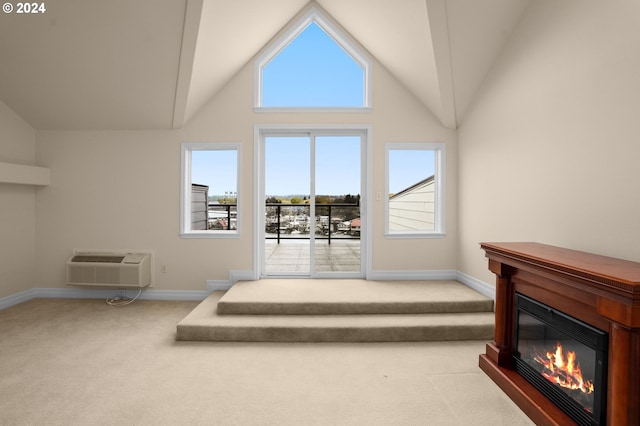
[479,242,640,426]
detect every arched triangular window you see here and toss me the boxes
[255,7,371,110]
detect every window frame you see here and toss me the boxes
[384,142,446,239]
[254,6,372,112]
[180,142,241,239]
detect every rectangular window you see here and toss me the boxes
[180,143,240,238]
[385,143,445,238]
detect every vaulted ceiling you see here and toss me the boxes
[0,0,529,131]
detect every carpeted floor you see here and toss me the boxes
[0,298,534,425]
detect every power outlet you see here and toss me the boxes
[161,264,167,273]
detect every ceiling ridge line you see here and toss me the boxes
[172,0,204,130]
[426,0,457,130]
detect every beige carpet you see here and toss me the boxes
[178,291,495,342]
[0,298,534,426]
[177,280,495,342]
[216,279,494,315]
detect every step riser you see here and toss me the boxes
[177,325,494,342]
[217,301,494,316]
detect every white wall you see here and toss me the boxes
[458,0,640,284]
[35,57,458,292]
[0,101,37,298]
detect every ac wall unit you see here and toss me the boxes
[66,252,151,288]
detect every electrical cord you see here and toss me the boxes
[106,287,143,306]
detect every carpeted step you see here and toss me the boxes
[216,279,494,315]
[177,291,495,342]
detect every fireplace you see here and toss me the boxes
[514,293,607,426]
[479,242,640,426]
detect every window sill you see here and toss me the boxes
[180,231,240,239]
[254,107,372,114]
[384,232,446,239]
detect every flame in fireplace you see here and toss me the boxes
[533,341,594,396]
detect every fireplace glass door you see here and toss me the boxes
[514,293,607,426]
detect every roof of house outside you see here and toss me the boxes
[389,175,434,199]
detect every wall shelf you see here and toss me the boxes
[0,161,50,186]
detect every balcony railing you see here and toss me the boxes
[266,203,360,244]
[207,203,361,245]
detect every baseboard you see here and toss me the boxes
[209,269,465,291]
[207,269,255,292]
[0,288,37,311]
[207,280,231,292]
[456,271,495,300]
[230,269,257,283]
[138,289,209,301]
[367,269,458,281]
[37,287,209,301]
[0,287,209,310]
[0,270,494,311]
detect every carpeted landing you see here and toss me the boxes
[176,279,495,342]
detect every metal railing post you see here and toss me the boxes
[327,205,331,245]
[277,204,281,244]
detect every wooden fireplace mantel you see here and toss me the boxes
[479,242,640,426]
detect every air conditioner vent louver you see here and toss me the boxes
[71,255,125,263]
[67,252,151,288]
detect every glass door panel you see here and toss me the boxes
[264,136,310,275]
[314,136,362,275]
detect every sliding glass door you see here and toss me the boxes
[261,131,364,278]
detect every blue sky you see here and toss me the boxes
[265,136,361,196]
[388,150,435,194]
[191,150,238,197]
[190,21,434,198]
[262,22,364,107]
